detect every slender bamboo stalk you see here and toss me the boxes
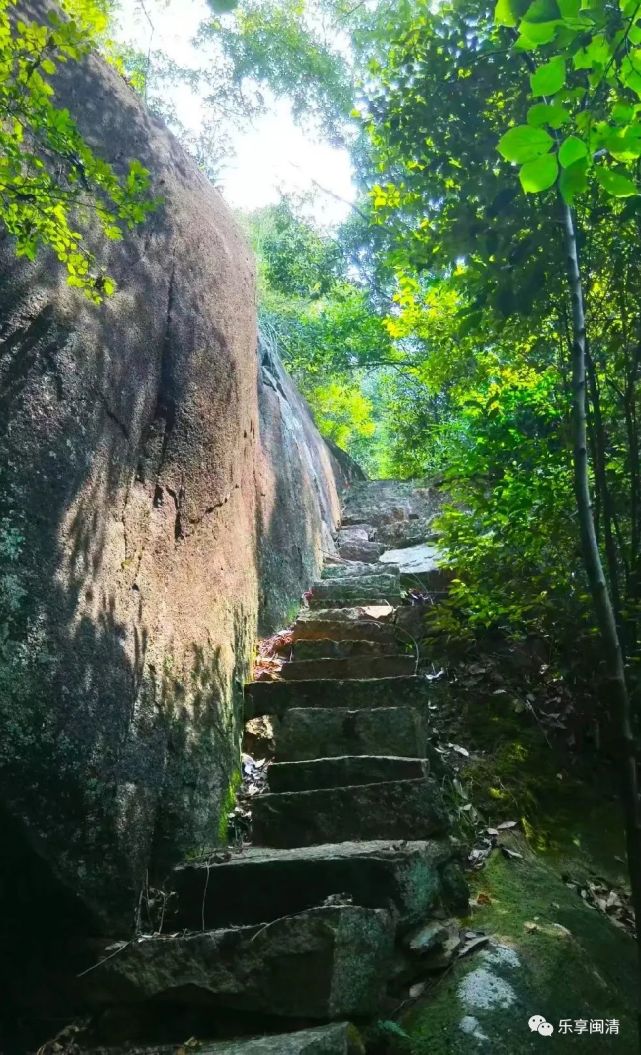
[562,199,641,1047]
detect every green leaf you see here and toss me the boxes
[527,102,569,127]
[605,130,641,162]
[519,152,559,191]
[595,166,638,197]
[519,19,560,44]
[495,0,518,25]
[530,56,566,97]
[522,0,560,20]
[498,124,554,163]
[612,103,636,124]
[557,0,580,16]
[558,135,588,167]
[559,157,588,202]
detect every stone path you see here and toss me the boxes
[85,486,465,1053]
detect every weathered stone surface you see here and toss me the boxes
[308,593,401,609]
[338,539,386,562]
[273,707,425,762]
[279,655,415,681]
[340,480,444,547]
[292,607,397,643]
[0,1,345,929]
[321,562,385,579]
[256,337,343,632]
[86,906,394,1019]
[170,840,456,930]
[380,542,453,591]
[267,754,430,792]
[337,525,375,543]
[292,638,398,660]
[312,572,400,593]
[196,1023,365,1054]
[246,676,428,718]
[79,1024,364,1055]
[252,778,449,847]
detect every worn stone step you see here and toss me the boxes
[267,754,430,792]
[86,906,394,1020]
[272,707,425,762]
[314,568,399,584]
[338,539,386,562]
[308,593,401,609]
[80,1024,364,1055]
[246,675,427,719]
[252,778,448,848]
[321,562,387,579]
[292,606,397,643]
[279,654,415,681]
[309,577,400,599]
[170,839,456,930]
[292,638,399,660]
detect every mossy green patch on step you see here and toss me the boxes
[401,838,636,1053]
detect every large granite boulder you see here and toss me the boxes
[0,0,341,934]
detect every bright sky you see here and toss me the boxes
[114,0,355,224]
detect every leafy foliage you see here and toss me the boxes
[0,0,156,299]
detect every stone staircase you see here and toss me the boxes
[83,551,465,1053]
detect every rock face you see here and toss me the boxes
[87,906,394,1019]
[0,0,343,931]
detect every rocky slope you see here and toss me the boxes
[0,0,345,962]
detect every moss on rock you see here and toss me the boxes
[401,839,636,1053]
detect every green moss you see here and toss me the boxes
[217,767,242,843]
[402,839,636,1053]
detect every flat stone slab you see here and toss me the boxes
[82,1024,364,1055]
[380,542,443,575]
[293,607,397,643]
[292,638,398,660]
[86,906,394,1020]
[279,655,415,681]
[245,675,428,719]
[267,754,429,792]
[338,539,386,562]
[171,840,456,930]
[252,778,449,848]
[321,562,387,579]
[312,572,400,592]
[308,593,401,609]
[272,707,426,762]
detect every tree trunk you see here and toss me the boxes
[562,199,641,1044]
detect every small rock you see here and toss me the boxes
[406,920,449,955]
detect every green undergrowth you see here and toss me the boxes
[398,838,636,1053]
[388,633,638,1053]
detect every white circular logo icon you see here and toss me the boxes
[528,1015,554,1036]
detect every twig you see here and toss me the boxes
[77,940,132,978]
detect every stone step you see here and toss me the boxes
[338,539,386,562]
[279,654,415,681]
[80,1024,364,1055]
[292,607,397,642]
[318,569,398,586]
[170,839,456,930]
[308,593,401,609]
[321,561,387,579]
[245,675,427,719]
[271,707,425,762]
[292,638,399,660]
[251,778,448,848]
[85,906,394,1020]
[267,754,430,792]
[309,577,400,599]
